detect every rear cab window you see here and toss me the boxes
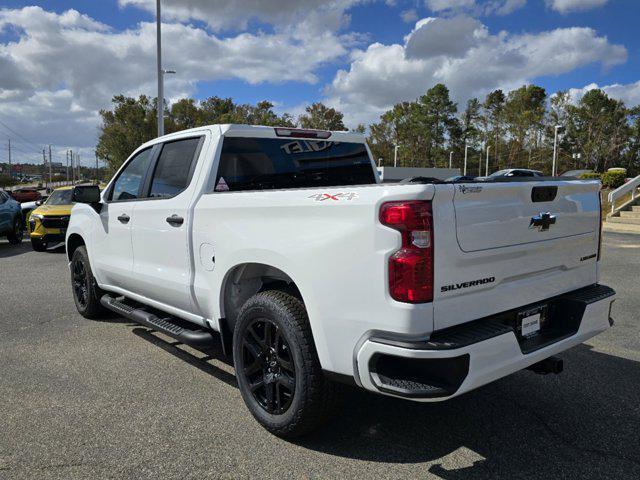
[214,137,376,191]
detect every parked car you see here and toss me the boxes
[21,195,49,227]
[481,168,544,179]
[9,188,42,203]
[0,190,25,244]
[66,125,615,437]
[29,187,73,252]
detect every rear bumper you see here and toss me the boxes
[355,284,615,401]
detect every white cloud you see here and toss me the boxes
[0,6,353,162]
[426,0,527,16]
[546,0,609,14]
[401,9,419,23]
[567,81,640,107]
[326,16,627,126]
[426,0,476,12]
[119,0,360,32]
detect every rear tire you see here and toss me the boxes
[233,290,338,438]
[7,217,24,245]
[70,246,108,319]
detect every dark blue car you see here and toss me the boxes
[0,190,25,244]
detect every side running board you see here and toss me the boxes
[100,295,214,347]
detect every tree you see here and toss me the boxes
[96,95,157,170]
[97,96,295,168]
[483,89,505,170]
[504,85,547,167]
[417,84,458,167]
[299,103,346,131]
[566,89,629,172]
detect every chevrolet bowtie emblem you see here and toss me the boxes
[530,212,557,231]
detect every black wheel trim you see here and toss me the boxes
[72,258,89,309]
[14,219,23,241]
[241,318,296,415]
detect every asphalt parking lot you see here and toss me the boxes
[1,233,639,480]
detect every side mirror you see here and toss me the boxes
[73,185,101,204]
[35,200,43,206]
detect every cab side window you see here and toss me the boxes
[148,138,201,199]
[110,148,153,201]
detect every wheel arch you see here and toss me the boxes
[66,233,86,262]
[220,262,303,328]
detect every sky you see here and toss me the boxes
[0,0,639,166]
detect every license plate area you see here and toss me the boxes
[518,306,547,339]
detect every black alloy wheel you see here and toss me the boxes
[72,257,89,310]
[7,217,24,244]
[241,318,296,415]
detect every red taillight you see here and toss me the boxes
[380,201,434,303]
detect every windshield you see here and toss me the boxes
[46,189,74,206]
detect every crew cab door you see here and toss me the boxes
[129,136,205,313]
[92,147,155,290]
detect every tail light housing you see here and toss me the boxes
[380,201,434,303]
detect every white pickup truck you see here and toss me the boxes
[66,125,615,437]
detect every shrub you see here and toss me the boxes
[0,175,17,188]
[601,171,627,189]
[579,172,602,181]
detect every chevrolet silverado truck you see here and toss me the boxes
[66,125,616,437]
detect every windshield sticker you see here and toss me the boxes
[281,140,336,155]
[308,192,359,202]
[215,177,230,192]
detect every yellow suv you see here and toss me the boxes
[29,186,74,251]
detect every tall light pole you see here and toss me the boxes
[463,143,469,176]
[449,151,453,169]
[156,0,163,137]
[552,125,564,176]
[485,144,490,177]
[394,144,399,167]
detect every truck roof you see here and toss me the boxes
[145,124,367,147]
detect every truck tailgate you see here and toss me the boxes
[433,180,601,331]
[454,181,597,251]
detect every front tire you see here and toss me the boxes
[70,246,108,319]
[7,217,24,244]
[233,290,338,438]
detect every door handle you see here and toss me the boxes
[117,214,130,224]
[166,214,184,227]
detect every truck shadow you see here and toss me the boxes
[295,343,640,478]
[130,324,640,478]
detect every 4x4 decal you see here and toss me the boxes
[308,192,359,202]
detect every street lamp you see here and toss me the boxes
[552,125,565,176]
[156,1,176,137]
[394,144,399,167]
[449,151,453,169]
[463,143,469,176]
[485,144,490,177]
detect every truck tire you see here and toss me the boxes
[70,246,108,319]
[7,217,24,245]
[31,239,47,252]
[233,290,338,438]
